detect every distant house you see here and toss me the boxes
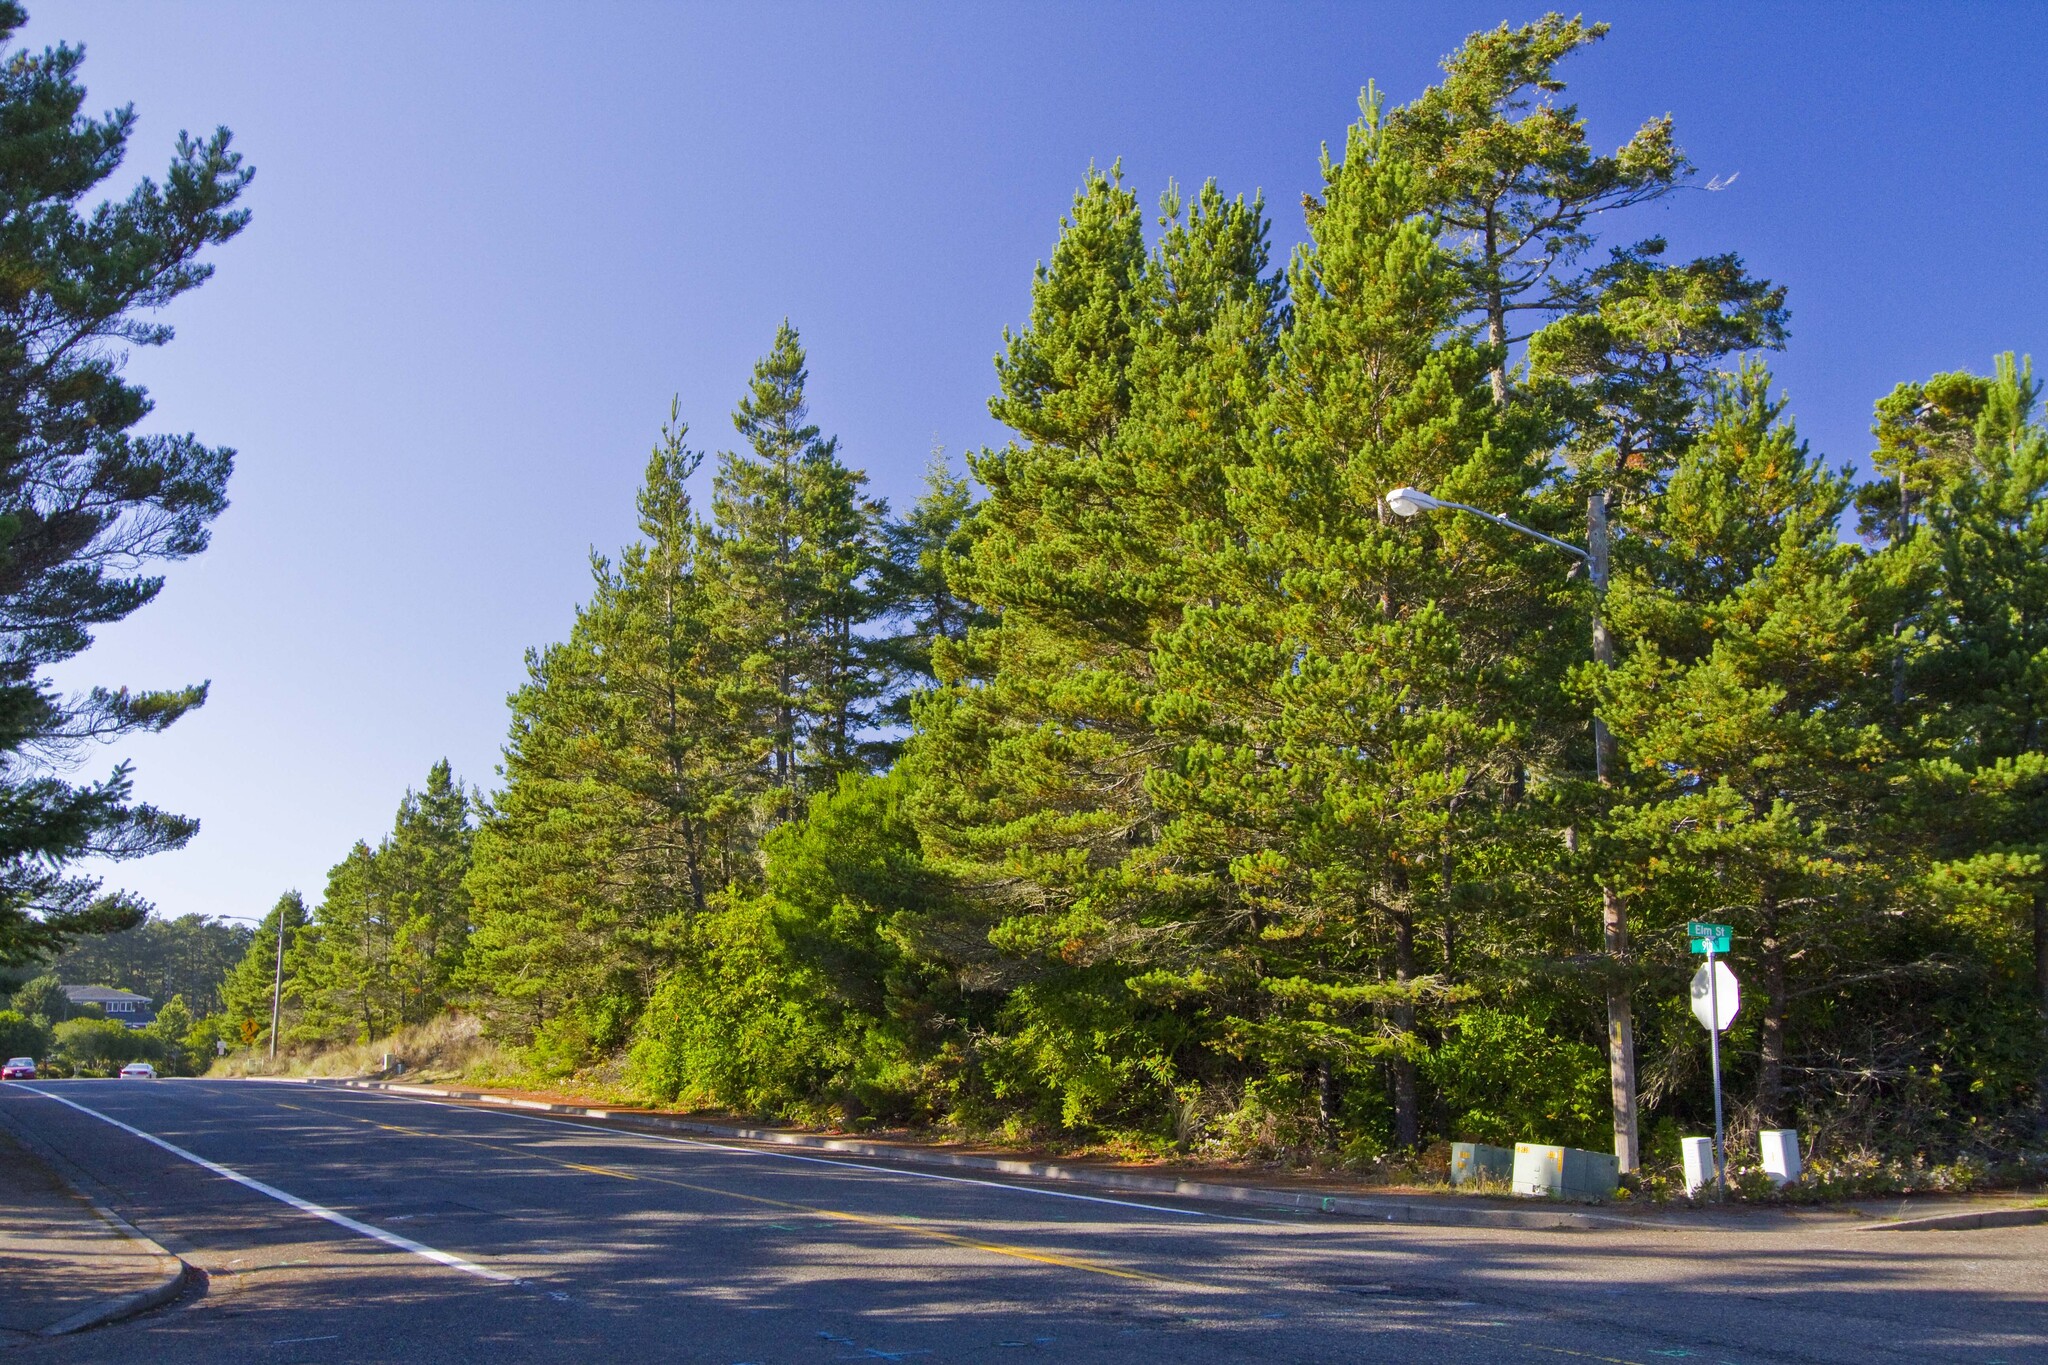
[61,985,156,1029]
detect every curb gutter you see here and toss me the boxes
[296,1077,1628,1233]
[1856,1206,2048,1233]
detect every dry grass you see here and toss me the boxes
[209,1013,509,1083]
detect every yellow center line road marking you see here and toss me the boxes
[247,1078,1275,1226]
[564,1163,637,1180]
[16,1086,519,1284]
[279,1096,1185,1286]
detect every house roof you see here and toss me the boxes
[61,985,152,1005]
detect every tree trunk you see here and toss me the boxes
[1484,209,1507,405]
[1602,884,1639,1172]
[1392,906,1420,1150]
[2035,888,2048,1122]
[1757,885,1786,1127]
[2035,887,2048,1024]
[1892,468,1910,708]
[1439,844,1456,979]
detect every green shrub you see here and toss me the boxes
[8,975,67,1023]
[52,1018,165,1072]
[631,895,839,1117]
[0,1009,49,1061]
[1424,1007,1610,1151]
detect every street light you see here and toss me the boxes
[1385,483,1640,1173]
[1384,487,1593,565]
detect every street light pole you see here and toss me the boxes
[1585,488,1640,1174]
[1385,484,1640,1172]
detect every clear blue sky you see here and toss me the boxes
[30,2,2047,926]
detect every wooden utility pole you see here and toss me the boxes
[268,907,286,1061]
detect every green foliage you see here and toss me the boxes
[0,3,250,965]
[52,1016,161,1072]
[633,771,967,1124]
[218,892,307,1049]
[631,895,837,1115]
[230,16,2048,1171]
[48,914,251,1015]
[0,1008,48,1060]
[292,763,474,1046]
[9,973,68,1023]
[1426,1008,1609,1150]
[141,993,194,1074]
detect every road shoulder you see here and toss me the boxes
[0,1099,190,1338]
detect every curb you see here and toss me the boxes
[38,1236,188,1338]
[1855,1206,2048,1233]
[293,1077,1633,1233]
[0,1124,191,1337]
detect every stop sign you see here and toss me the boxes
[1690,960,1740,1032]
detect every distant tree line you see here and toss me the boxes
[228,18,2046,1169]
[43,915,251,1015]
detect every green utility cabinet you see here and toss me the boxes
[1449,1141,1514,1186]
[1512,1142,1619,1199]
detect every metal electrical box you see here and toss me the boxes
[1512,1142,1619,1199]
[1450,1141,1514,1186]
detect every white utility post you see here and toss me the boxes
[1384,485,1640,1173]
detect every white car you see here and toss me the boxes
[118,1062,157,1079]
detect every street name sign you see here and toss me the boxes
[1687,920,1732,954]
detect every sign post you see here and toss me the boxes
[1687,922,1739,1197]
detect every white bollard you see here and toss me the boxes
[1680,1136,1714,1195]
[1759,1129,1801,1186]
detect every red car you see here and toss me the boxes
[1,1057,34,1080]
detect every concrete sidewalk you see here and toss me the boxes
[0,1117,187,1339]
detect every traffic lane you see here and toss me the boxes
[9,1083,2047,1365]
[20,1079,2047,1365]
[5,1080,1724,1365]
[8,1082,1525,1365]
[15,1080,1238,1296]
[0,1084,582,1365]
[258,1081,2048,1362]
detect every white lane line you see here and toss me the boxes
[267,1081,1282,1225]
[18,1085,519,1284]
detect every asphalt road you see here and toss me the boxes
[0,1081,2041,1364]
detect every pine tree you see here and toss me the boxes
[465,414,747,1065]
[295,842,391,1044]
[1147,93,1551,1150]
[1879,356,2048,1109]
[381,760,474,1027]
[1384,15,1688,403]
[1523,245,1787,1167]
[904,168,1285,1132]
[1596,366,1893,1130]
[706,324,887,808]
[219,892,307,1049]
[0,3,252,964]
